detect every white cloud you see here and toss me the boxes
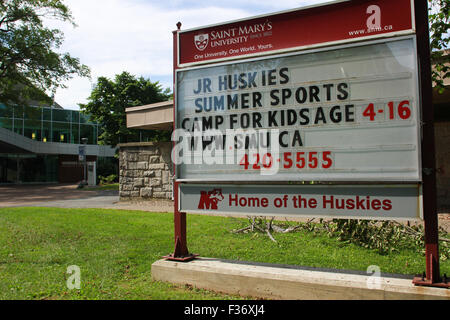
[52,0,327,109]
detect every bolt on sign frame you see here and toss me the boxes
[166,0,448,288]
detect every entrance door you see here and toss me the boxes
[0,158,7,183]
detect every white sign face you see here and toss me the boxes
[179,184,422,220]
[175,38,421,182]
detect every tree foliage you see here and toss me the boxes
[0,0,90,106]
[429,0,449,92]
[80,71,171,147]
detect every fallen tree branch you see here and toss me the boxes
[231,226,252,234]
[392,221,450,243]
[231,216,307,242]
[266,229,277,243]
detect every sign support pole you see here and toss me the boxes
[164,23,197,262]
[412,0,448,288]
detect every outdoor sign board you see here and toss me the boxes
[179,184,422,220]
[78,145,86,162]
[175,38,421,183]
[174,0,423,220]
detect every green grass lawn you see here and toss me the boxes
[0,207,448,300]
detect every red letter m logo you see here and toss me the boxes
[198,189,224,210]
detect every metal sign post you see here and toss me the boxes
[411,0,448,288]
[164,23,197,262]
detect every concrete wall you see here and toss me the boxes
[126,101,173,131]
[118,142,173,200]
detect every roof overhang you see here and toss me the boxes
[126,100,173,131]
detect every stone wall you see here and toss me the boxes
[118,142,172,200]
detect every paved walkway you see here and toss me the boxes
[0,183,173,212]
[0,184,448,232]
[0,184,117,208]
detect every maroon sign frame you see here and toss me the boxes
[178,0,414,66]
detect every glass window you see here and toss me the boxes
[71,110,79,123]
[13,119,23,135]
[42,121,51,142]
[52,109,71,122]
[0,104,13,118]
[79,112,91,124]
[71,123,79,144]
[19,155,58,183]
[43,108,52,121]
[24,105,42,120]
[24,119,42,141]
[13,105,24,119]
[0,104,99,145]
[52,122,71,143]
[0,117,13,131]
[93,125,98,144]
[5,156,17,183]
[80,124,94,144]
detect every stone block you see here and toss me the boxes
[162,171,170,185]
[150,178,162,187]
[127,153,138,162]
[125,170,135,178]
[133,178,145,188]
[149,163,165,170]
[136,162,148,170]
[144,170,155,177]
[138,154,149,162]
[120,191,130,197]
[122,184,134,191]
[127,162,138,170]
[130,191,140,197]
[140,187,153,198]
[153,191,167,198]
[141,149,159,155]
[150,156,160,163]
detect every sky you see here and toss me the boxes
[51,0,327,110]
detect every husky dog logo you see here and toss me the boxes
[198,189,224,210]
[194,33,209,51]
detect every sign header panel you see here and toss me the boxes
[178,0,414,66]
[175,38,421,182]
[179,184,422,220]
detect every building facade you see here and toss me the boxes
[0,103,116,184]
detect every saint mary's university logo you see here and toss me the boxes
[194,33,209,51]
[198,189,224,210]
